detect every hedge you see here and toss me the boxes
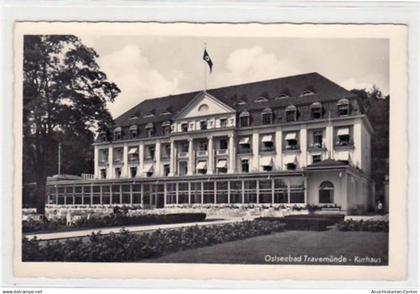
[22,220,286,262]
[23,213,207,233]
[337,220,388,232]
[256,214,345,231]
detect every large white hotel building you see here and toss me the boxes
[47,72,375,213]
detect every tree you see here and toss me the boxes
[351,86,389,201]
[23,35,120,214]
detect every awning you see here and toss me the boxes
[261,135,273,143]
[128,147,138,154]
[143,164,154,173]
[196,161,207,170]
[260,157,273,167]
[216,160,227,168]
[285,132,297,140]
[239,137,250,145]
[337,128,350,136]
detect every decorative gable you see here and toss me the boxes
[174,91,235,120]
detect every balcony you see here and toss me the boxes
[144,155,155,162]
[283,145,300,151]
[128,155,139,164]
[334,140,354,149]
[196,150,208,157]
[308,143,327,151]
[260,146,275,153]
[113,158,124,165]
[238,147,252,154]
[161,153,170,160]
[178,151,189,158]
[98,159,108,166]
[216,149,228,156]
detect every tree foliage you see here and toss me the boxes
[23,35,120,213]
[351,86,389,200]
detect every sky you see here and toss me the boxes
[80,35,389,118]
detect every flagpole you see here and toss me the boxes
[204,42,207,92]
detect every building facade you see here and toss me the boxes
[47,72,375,213]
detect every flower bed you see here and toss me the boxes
[337,220,388,232]
[23,213,207,233]
[22,220,286,262]
[256,214,345,231]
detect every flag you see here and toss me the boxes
[203,49,213,73]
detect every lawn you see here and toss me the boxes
[153,228,388,265]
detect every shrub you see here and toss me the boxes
[256,214,344,231]
[337,220,388,232]
[22,220,286,262]
[23,213,207,233]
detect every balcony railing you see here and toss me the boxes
[283,145,300,151]
[216,149,228,156]
[144,155,155,161]
[98,160,108,166]
[128,156,139,163]
[260,146,275,153]
[113,158,124,164]
[196,150,208,157]
[308,143,326,150]
[178,151,189,158]
[238,147,252,154]
[334,140,354,149]
[161,153,170,160]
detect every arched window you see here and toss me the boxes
[239,110,250,127]
[301,90,315,96]
[310,102,322,119]
[198,104,209,112]
[337,98,350,116]
[319,181,334,204]
[285,105,297,122]
[261,108,273,125]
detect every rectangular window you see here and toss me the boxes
[200,120,207,130]
[262,113,272,125]
[312,130,323,147]
[130,167,137,178]
[115,168,121,178]
[181,123,188,132]
[241,159,249,173]
[100,169,107,179]
[113,147,123,163]
[284,132,299,150]
[240,116,249,127]
[99,149,108,163]
[219,139,228,150]
[286,111,296,122]
[220,118,227,128]
[335,127,353,146]
[164,164,170,176]
[312,155,321,163]
[145,145,155,160]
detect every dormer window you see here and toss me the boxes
[285,105,297,122]
[237,99,247,105]
[310,102,322,119]
[255,97,269,103]
[113,127,122,140]
[129,125,138,138]
[275,93,289,100]
[160,107,172,115]
[261,108,273,125]
[143,110,155,118]
[98,131,107,142]
[162,121,171,135]
[129,115,138,120]
[181,123,188,132]
[145,123,154,137]
[337,98,350,116]
[239,111,250,127]
[301,89,315,96]
[198,104,209,112]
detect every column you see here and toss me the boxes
[241,180,245,204]
[207,136,214,174]
[175,182,179,204]
[214,181,217,204]
[123,144,128,177]
[304,177,308,205]
[275,130,282,170]
[108,146,113,179]
[140,184,144,207]
[72,185,76,205]
[163,183,167,207]
[94,146,99,179]
[81,185,84,205]
[187,138,194,175]
[90,183,94,206]
[169,140,176,176]
[227,181,231,204]
[251,133,259,172]
[256,180,260,204]
[119,184,123,204]
[130,183,133,204]
[228,134,235,173]
[326,125,334,158]
[55,186,59,205]
[300,128,308,168]
[201,182,204,204]
[188,182,191,205]
[139,143,144,176]
[99,184,103,204]
[155,141,161,176]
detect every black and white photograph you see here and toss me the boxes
[13,22,408,281]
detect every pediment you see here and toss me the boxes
[174,91,235,120]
